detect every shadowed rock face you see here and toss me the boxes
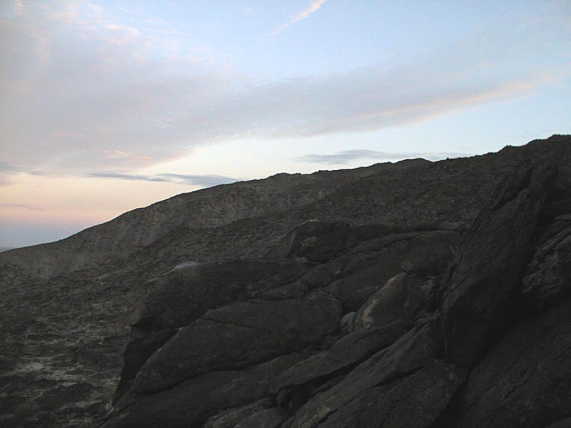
[2,136,571,428]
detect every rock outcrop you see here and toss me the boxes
[2,135,571,428]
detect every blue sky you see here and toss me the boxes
[1,0,570,247]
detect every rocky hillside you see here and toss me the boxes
[0,166,384,279]
[1,135,571,428]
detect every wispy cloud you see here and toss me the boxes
[273,0,328,35]
[87,172,237,187]
[158,173,237,186]
[87,172,169,183]
[297,149,468,165]
[292,0,328,23]
[0,203,44,211]
[0,161,238,188]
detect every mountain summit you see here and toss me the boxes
[2,135,571,427]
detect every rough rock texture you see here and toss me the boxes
[2,135,571,427]
[452,300,571,428]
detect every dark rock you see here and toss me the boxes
[234,407,286,428]
[316,360,464,428]
[287,322,441,427]
[442,162,555,367]
[272,321,407,397]
[103,353,305,428]
[546,419,571,428]
[522,222,571,311]
[354,273,410,329]
[452,299,571,428]
[117,259,309,398]
[275,220,352,263]
[114,328,174,401]
[132,291,341,393]
[133,259,309,333]
[203,399,273,428]
[328,230,457,312]
[339,311,356,333]
[354,272,433,330]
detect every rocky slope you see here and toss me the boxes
[1,135,571,427]
[0,165,386,279]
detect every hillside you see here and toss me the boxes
[1,135,571,428]
[0,165,386,279]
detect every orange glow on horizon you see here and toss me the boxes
[0,173,197,229]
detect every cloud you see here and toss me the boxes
[0,0,569,179]
[292,0,328,23]
[158,173,237,186]
[273,0,328,34]
[0,161,20,185]
[87,172,170,183]
[0,162,18,172]
[1,0,229,173]
[87,172,237,186]
[0,203,44,211]
[14,0,24,17]
[297,149,468,165]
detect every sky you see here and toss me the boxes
[1,0,570,247]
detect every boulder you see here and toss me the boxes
[116,259,309,398]
[132,291,341,393]
[103,353,304,428]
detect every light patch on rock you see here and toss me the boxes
[171,261,200,272]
